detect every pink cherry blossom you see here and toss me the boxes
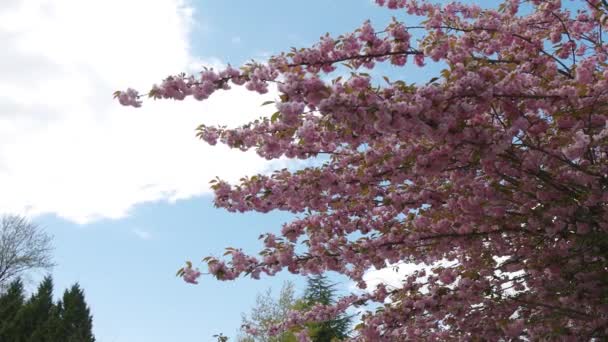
[120,0,608,340]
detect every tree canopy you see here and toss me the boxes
[297,276,351,341]
[0,276,95,342]
[121,0,608,340]
[239,281,297,342]
[0,215,53,288]
[239,276,351,342]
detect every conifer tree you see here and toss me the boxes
[60,283,95,342]
[11,276,55,342]
[0,276,96,341]
[299,275,351,342]
[0,278,25,340]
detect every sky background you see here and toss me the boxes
[0,1,442,341]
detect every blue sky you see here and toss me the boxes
[5,0,587,341]
[0,1,441,341]
[16,1,589,341]
[41,198,298,341]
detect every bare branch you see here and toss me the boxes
[0,215,54,287]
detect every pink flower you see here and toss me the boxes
[182,267,201,284]
[116,88,141,107]
[118,1,608,338]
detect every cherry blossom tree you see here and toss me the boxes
[118,0,608,340]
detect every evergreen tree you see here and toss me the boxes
[44,299,65,342]
[12,276,56,342]
[0,278,25,340]
[299,275,351,342]
[0,276,96,342]
[59,283,95,342]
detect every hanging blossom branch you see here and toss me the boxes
[118,0,608,340]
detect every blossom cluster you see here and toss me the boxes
[121,0,608,340]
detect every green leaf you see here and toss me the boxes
[271,111,281,123]
[426,77,439,85]
[261,100,275,106]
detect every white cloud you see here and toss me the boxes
[362,260,458,291]
[0,0,280,223]
[133,228,153,240]
[362,262,427,291]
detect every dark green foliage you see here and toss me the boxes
[303,276,335,306]
[0,276,95,342]
[0,278,25,340]
[300,275,351,342]
[59,284,95,342]
[13,276,56,342]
